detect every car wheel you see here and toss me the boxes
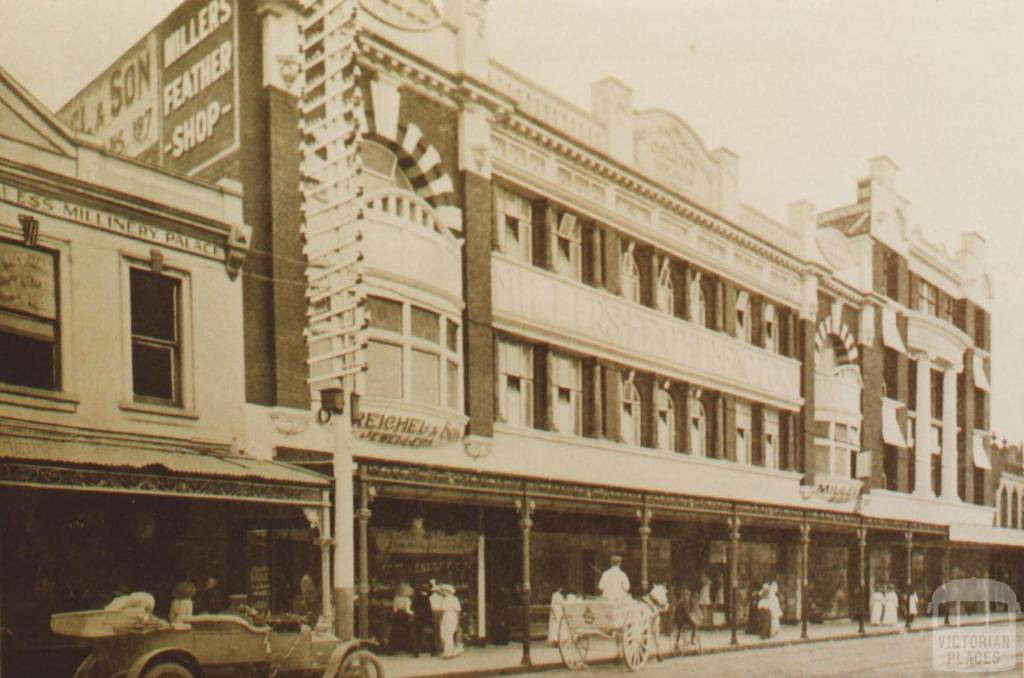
[338,649,385,678]
[141,662,195,678]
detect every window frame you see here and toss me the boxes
[656,259,674,316]
[689,273,707,327]
[621,245,641,304]
[689,393,707,457]
[620,376,642,446]
[497,336,534,428]
[554,213,582,282]
[656,384,676,452]
[550,351,583,436]
[735,291,752,344]
[496,186,533,264]
[735,400,752,464]
[120,258,194,415]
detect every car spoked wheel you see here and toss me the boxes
[338,649,385,678]
[141,662,195,678]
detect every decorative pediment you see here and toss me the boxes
[633,109,715,204]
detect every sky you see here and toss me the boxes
[1,0,1022,441]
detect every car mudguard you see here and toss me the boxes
[126,648,205,678]
[321,639,379,678]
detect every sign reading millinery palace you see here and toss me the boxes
[0,181,225,260]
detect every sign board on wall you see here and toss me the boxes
[0,240,56,319]
[59,33,159,158]
[58,0,240,177]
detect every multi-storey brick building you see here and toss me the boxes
[48,0,1018,653]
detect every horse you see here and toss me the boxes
[640,583,670,662]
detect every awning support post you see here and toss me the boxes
[905,528,914,631]
[800,518,811,640]
[637,495,652,593]
[857,522,868,635]
[516,484,534,667]
[319,489,335,628]
[728,511,741,646]
[357,475,374,639]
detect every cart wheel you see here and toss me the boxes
[140,662,195,678]
[620,605,651,672]
[557,615,589,670]
[74,655,116,678]
[338,649,385,678]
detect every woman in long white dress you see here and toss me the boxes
[767,583,783,638]
[547,586,566,646]
[439,584,463,658]
[881,586,900,626]
[870,589,884,625]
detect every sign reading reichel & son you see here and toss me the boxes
[353,409,464,447]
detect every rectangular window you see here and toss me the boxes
[497,338,534,427]
[366,296,402,333]
[930,369,943,421]
[884,251,900,301]
[0,241,59,390]
[735,400,752,464]
[446,360,459,410]
[973,468,985,505]
[919,280,938,316]
[130,268,181,404]
[764,408,780,469]
[974,388,986,429]
[883,348,899,399]
[411,349,440,406]
[498,187,533,263]
[550,352,582,435]
[942,295,955,323]
[974,312,986,349]
[883,445,899,491]
[554,213,582,281]
[411,306,439,343]
[366,340,403,399]
[908,358,918,411]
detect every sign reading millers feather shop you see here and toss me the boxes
[352,408,464,447]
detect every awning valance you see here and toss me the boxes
[0,424,328,506]
[881,307,906,354]
[974,353,991,392]
[973,433,992,471]
[881,399,908,447]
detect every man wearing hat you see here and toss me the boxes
[598,555,631,602]
[428,580,444,656]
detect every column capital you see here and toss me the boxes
[800,522,811,543]
[355,508,372,522]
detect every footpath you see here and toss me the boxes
[377,613,1013,677]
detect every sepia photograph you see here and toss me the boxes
[0,1,1022,676]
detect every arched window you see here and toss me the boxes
[689,274,706,327]
[362,140,415,193]
[656,385,675,452]
[764,303,779,353]
[689,393,706,457]
[735,291,752,343]
[656,259,674,315]
[1000,487,1008,527]
[621,246,640,303]
[621,377,642,446]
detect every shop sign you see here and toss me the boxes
[160,0,239,175]
[375,528,476,555]
[59,33,159,157]
[0,181,225,260]
[0,241,56,318]
[353,409,464,447]
[803,480,862,504]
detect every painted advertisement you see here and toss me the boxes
[58,33,159,158]
[159,0,239,175]
[56,0,240,177]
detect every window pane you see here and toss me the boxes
[0,328,57,389]
[411,349,440,406]
[446,319,458,352]
[366,341,402,399]
[130,269,178,341]
[366,296,403,333]
[446,360,459,410]
[132,340,176,401]
[411,307,439,342]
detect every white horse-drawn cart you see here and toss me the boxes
[556,597,656,672]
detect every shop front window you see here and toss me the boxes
[0,240,59,390]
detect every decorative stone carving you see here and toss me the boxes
[463,435,493,459]
[270,410,311,436]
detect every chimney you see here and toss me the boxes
[869,155,899,189]
[591,77,635,164]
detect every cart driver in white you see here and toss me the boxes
[598,555,630,601]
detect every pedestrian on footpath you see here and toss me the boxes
[698,573,712,625]
[439,584,463,659]
[389,582,416,656]
[907,589,919,627]
[882,585,899,626]
[411,582,434,656]
[429,580,444,655]
[870,587,884,625]
[547,585,566,645]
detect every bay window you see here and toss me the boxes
[364,295,461,411]
[621,376,642,446]
[550,352,582,435]
[497,337,534,427]
[0,240,59,390]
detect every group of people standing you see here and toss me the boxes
[869,584,918,627]
[388,580,463,659]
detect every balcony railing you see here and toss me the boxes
[491,255,802,409]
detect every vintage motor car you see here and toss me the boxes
[51,608,384,678]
